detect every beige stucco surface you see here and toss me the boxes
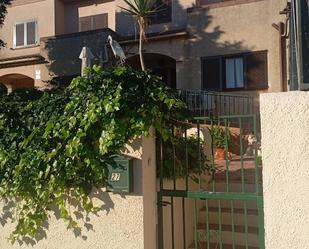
[0,143,148,249]
[121,0,287,104]
[260,91,309,249]
[0,0,55,59]
[0,191,143,249]
[0,0,288,100]
[63,0,116,34]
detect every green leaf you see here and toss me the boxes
[0,65,187,242]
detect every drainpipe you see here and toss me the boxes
[272,22,288,92]
[272,4,290,92]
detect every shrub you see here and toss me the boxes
[0,66,186,242]
[0,83,7,96]
[209,125,231,149]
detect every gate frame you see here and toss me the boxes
[157,114,265,249]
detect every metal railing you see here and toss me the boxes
[178,89,255,117]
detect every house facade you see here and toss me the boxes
[0,0,288,101]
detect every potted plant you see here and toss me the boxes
[210,125,231,160]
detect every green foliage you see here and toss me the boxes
[0,66,186,242]
[121,0,157,18]
[0,0,12,47]
[120,0,159,70]
[157,134,213,179]
[210,125,231,149]
[0,83,7,96]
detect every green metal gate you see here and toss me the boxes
[157,115,264,249]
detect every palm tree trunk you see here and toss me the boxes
[139,28,145,71]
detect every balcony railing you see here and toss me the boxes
[40,29,116,79]
[178,90,254,117]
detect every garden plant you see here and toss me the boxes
[0,66,186,242]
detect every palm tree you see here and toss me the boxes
[120,0,157,71]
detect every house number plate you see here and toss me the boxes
[111,173,121,181]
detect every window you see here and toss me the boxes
[79,14,108,32]
[201,51,268,91]
[13,20,38,48]
[225,57,244,88]
[149,0,172,24]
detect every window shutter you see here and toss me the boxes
[202,57,221,90]
[245,51,268,89]
[26,21,36,45]
[79,17,92,32]
[15,23,24,47]
[93,14,108,30]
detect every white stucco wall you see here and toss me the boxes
[0,162,144,249]
[0,192,143,249]
[260,91,309,249]
[0,134,158,249]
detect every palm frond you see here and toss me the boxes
[120,0,157,17]
[122,0,140,14]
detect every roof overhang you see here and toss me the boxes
[119,28,189,45]
[0,54,46,69]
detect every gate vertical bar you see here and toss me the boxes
[253,115,260,194]
[194,200,198,249]
[158,137,164,249]
[258,198,265,249]
[205,200,210,249]
[224,118,230,192]
[182,197,186,249]
[218,200,223,249]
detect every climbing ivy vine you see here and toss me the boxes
[0,66,186,242]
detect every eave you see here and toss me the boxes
[0,54,46,69]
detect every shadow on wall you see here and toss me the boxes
[0,189,115,246]
[117,0,263,92]
[117,0,254,54]
[0,156,143,245]
[40,29,117,87]
[0,152,143,246]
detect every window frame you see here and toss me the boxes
[13,19,38,49]
[78,14,108,32]
[201,51,268,91]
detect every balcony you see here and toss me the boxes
[178,90,255,117]
[40,28,117,80]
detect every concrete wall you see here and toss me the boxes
[64,0,116,34]
[116,0,195,36]
[55,0,65,35]
[0,188,144,249]
[260,91,309,249]
[40,28,116,79]
[122,0,287,106]
[185,0,286,92]
[0,0,55,59]
[0,135,157,249]
[0,64,45,90]
[0,0,288,97]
